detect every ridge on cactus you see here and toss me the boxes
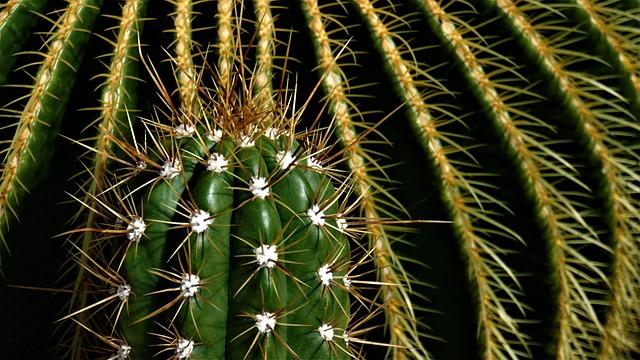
[0,0,638,359]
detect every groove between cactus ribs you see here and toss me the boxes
[302,0,430,358]
[495,1,640,357]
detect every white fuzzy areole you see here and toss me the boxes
[307,205,326,226]
[175,338,194,359]
[336,217,348,233]
[180,273,201,298]
[255,312,277,334]
[207,152,228,173]
[255,244,278,269]
[318,264,333,286]
[160,159,181,179]
[190,209,212,233]
[117,344,131,360]
[115,283,131,301]
[264,127,279,139]
[126,217,146,242]
[173,123,196,138]
[239,133,255,147]
[342,276,352,289]
[207,128,223,142]
[318,324,335,341]
[307,156,322,170]
[135,160,147,170]
[249,177,270,199]
[276,150,296,170]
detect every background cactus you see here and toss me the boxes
[0,0,638,359]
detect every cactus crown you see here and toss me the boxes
[0,0,638,359]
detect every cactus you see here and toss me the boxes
[61,103,357,359]
[0,0,638,359]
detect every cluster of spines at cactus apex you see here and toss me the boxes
[62,76,386,359]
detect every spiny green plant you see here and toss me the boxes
[60,68,374,359]
[0,0,638,359]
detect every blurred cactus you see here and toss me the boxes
[0,0,638,359]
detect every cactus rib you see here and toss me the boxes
[119,136,206,358]
[179,138,235,359]
[418,1,616,358]
[494,2,640,357]
[353,0,532,358]
[217,0,236,88]
[0,0,101,261]
[172,0,198,120]
[252,0,276,109]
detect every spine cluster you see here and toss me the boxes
[65,71,380,359]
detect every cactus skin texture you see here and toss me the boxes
[0,0,638,359]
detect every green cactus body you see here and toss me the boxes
[86,122,353,359]
[0,0,638,359]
